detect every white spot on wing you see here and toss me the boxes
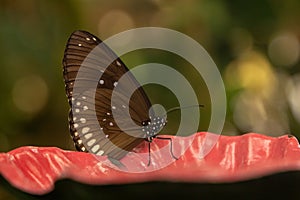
[113,82,118,87]
[91,145,100,153]
[75,109,80,113]
[82,127,90,134]
[83,106,88,110]
[109,122,113,126]
[99,79,104,84]
[84,133,93,139]
[116,61,121,66]
[87,139,96,146]
[80,118,86,123]
[78,43,82,47]
[97,150,104,156]
[74,123,79,128]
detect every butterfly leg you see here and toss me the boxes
[156,137,178,160]
[147,142,152,166]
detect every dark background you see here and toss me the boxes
[0,0,299,198]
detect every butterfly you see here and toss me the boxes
[62,30,178,166]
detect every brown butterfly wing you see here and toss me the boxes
[63,30,152,160]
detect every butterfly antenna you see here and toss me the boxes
[164,104,204,117]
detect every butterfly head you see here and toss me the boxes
[141,116,167,142]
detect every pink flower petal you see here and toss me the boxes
[0,132,300,195]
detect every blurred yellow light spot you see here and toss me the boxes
[268,32,300,67]
[12,74,48,115]
[225,51,276,96]
[98,9,135,40]
[227,51,290,136]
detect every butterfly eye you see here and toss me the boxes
[142,118,153,126]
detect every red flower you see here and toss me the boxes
[0,132,299,195]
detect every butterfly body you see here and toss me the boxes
[142,116,167,142]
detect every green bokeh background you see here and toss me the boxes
[1,0,300,151]
[0,0,300,198]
